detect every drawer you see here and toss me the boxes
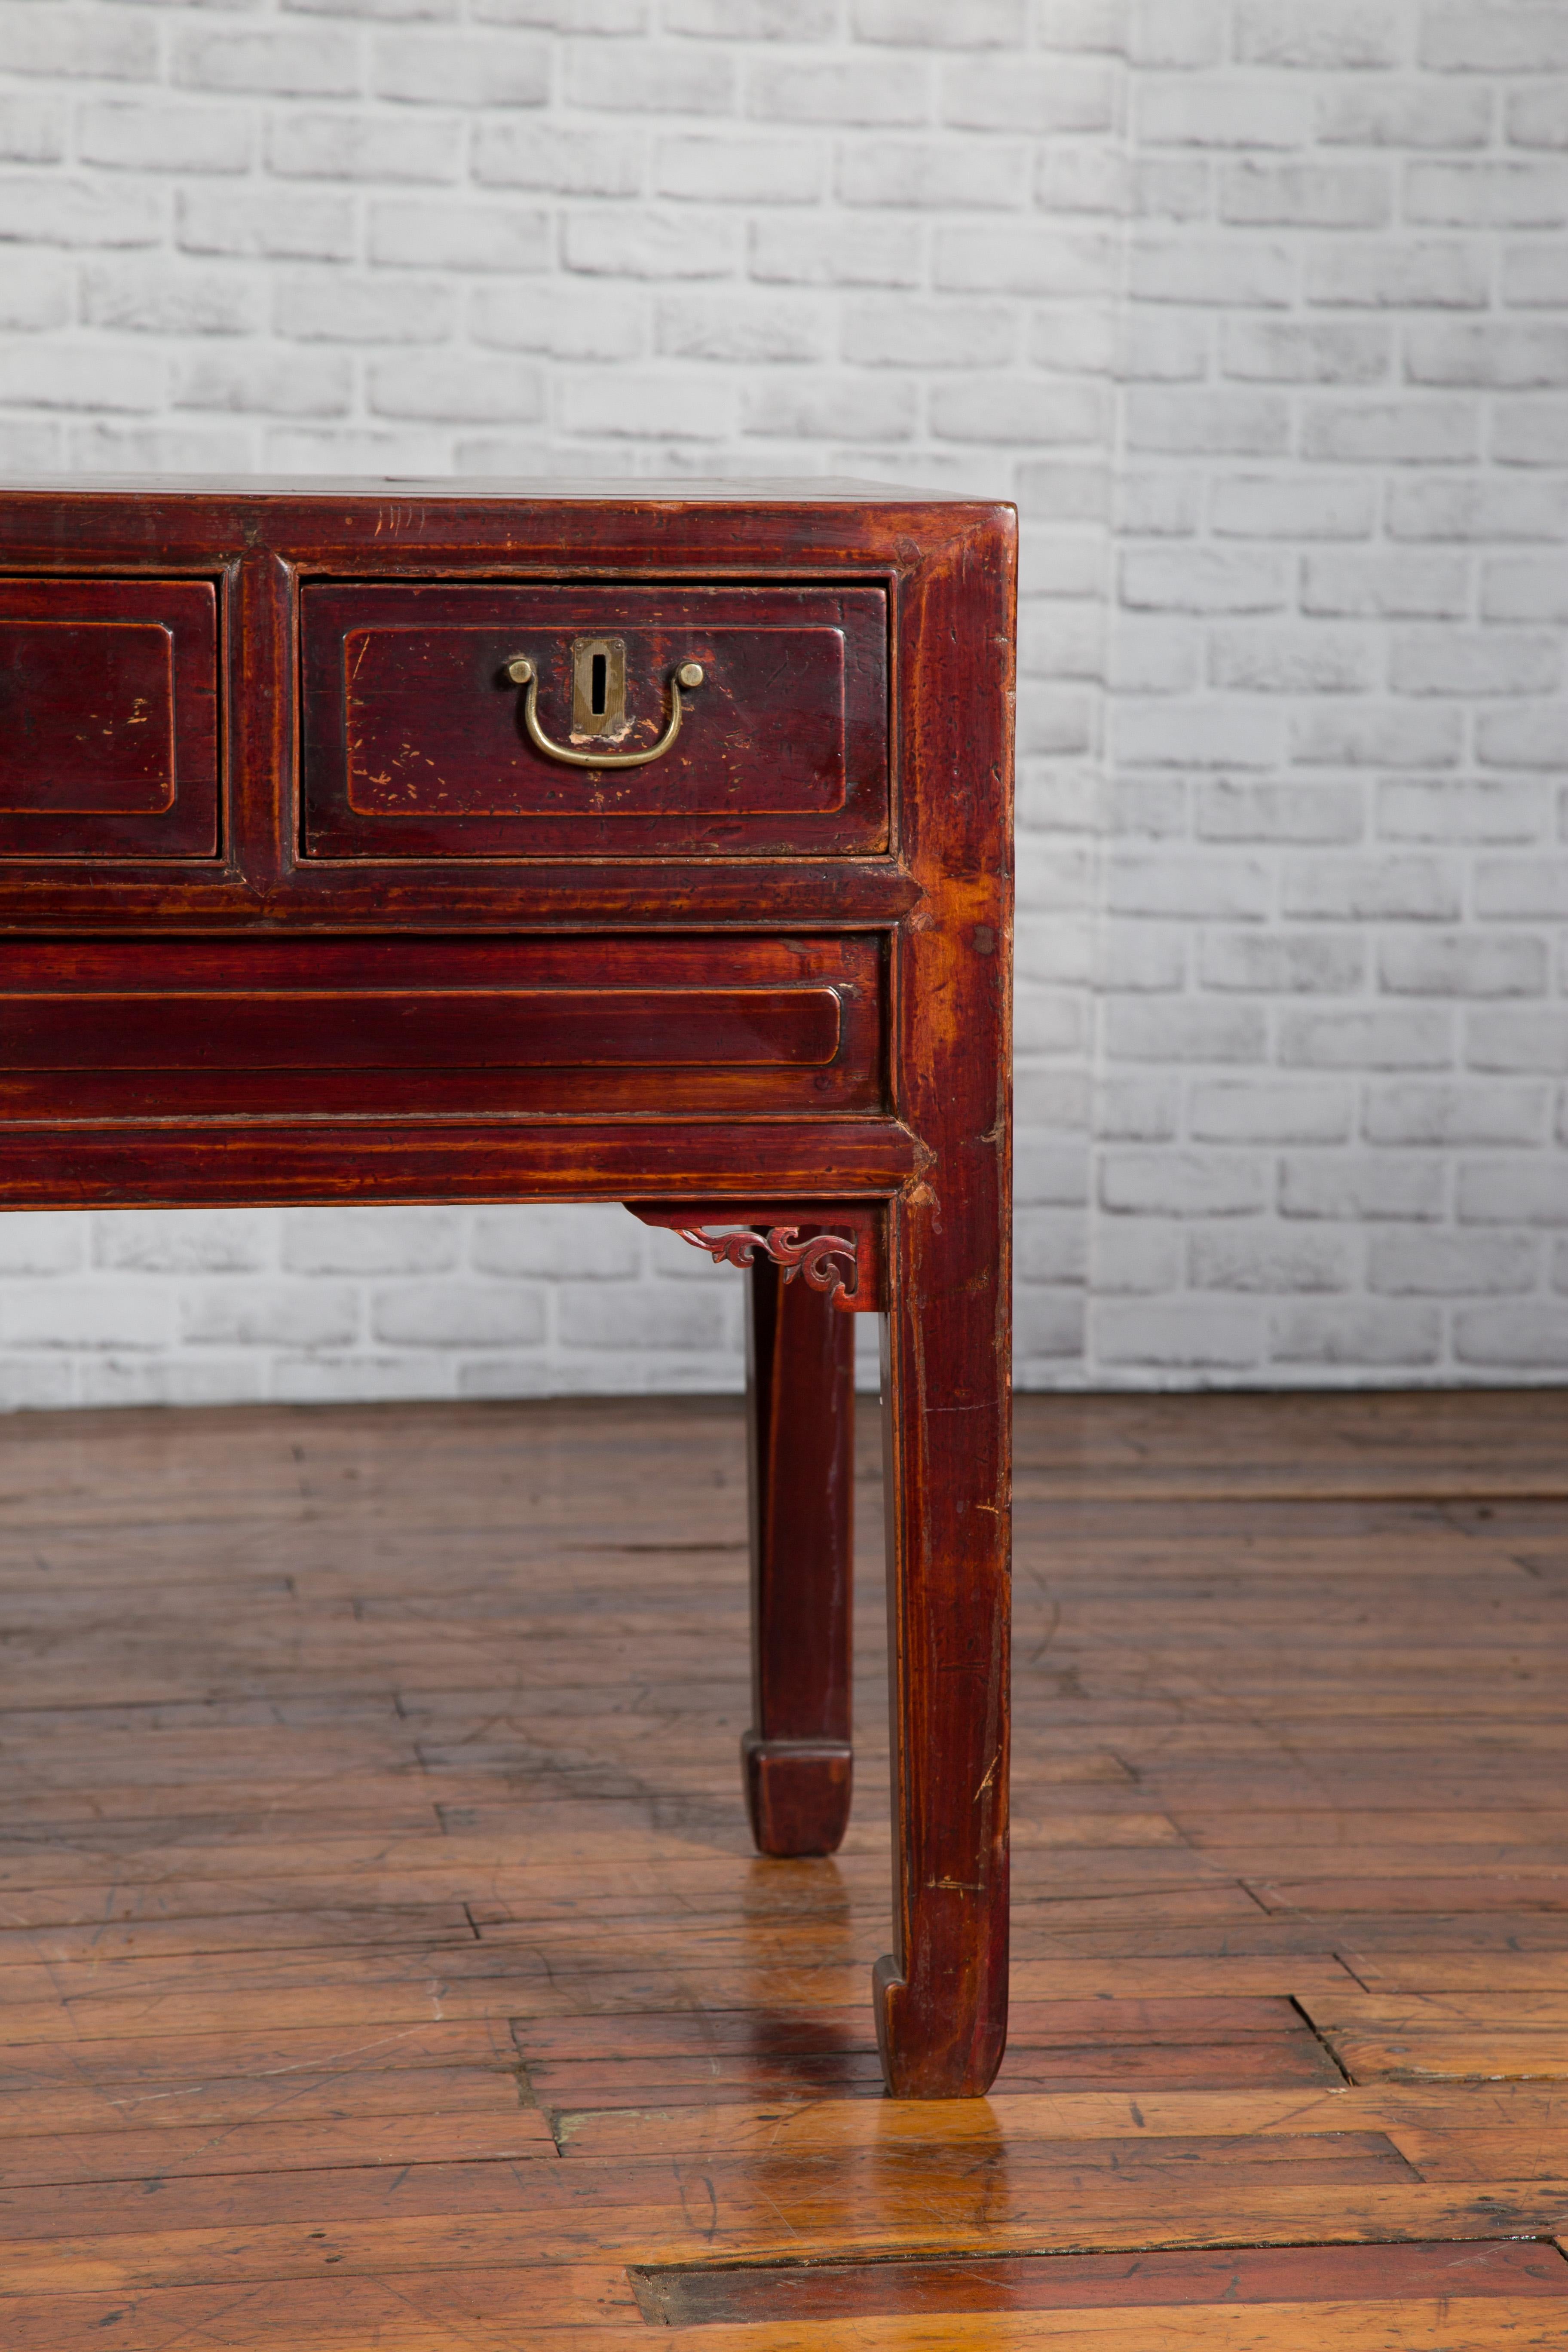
[0,581,218,857]
[302,583,888,859]
[0,935,883,1121]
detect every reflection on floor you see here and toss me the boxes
[0,1388,1566,2348]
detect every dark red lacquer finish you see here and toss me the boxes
[0,479,1014,2098]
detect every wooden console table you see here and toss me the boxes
[0,481,1014,2098]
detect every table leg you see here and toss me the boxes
[742,1238,855,1859]
[873,1203,1011,2099]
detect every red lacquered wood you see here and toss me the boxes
[0,478,1013,2101]
[0,579,217,856]
[303,582,888,859]
[742,1234,855,1858]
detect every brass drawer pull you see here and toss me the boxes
[505,653,704,770]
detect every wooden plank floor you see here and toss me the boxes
[2,1387,1567,2347]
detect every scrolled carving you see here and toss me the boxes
[676,1223,862,1308]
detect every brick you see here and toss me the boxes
[369,352,545,422]
[1477,709,1568,769]
[1209,627,1375,695]
[1234,0,1403,67]
[565,207,738,278]
[666,0,830,29]
[748,55,930,126]
[1407,322,1568,389]
[1095,1298,1262,1368]
[1100,1152,1269,1223]
[1484,559,1568,631]
[290,0,461,15]
[1283,854,1462,922]
[1125,390,1290,456]
[282,1207,462,1275]
[78,99,254,176]
[369,201,549,273]
[1200,931,1366,993]
[561,1283,729,1351]
[1391,629,1561,698]
[560,372,734,438]
[0,1213,82,1274]
[0,4,156,81]
[1305,239,1491,308]
[1134,160,1214,222]
[1097,923,1188,989]
[1221,161,1392,230]
[1091,1222,1183,1294]
[1303,397,1477,463]
[749,215,921,286]
[1103,1001,1267,1063]
[0,345,164,413]
[1292,703,1463,769]
[1389,476,1568,540]
[1190,1084,1355,1148]
[1212,475,1377,539]
[472,1204,639,1279]
[1012,1208,1087,1287]
[477,0,645,22]
[6,1280,177,1351]
[932,379,1105,444]
[372,1282,543,1347]
[1279,1154,1445,1219]
[268,423,453,471]
[564,39,734,115]
[658,134,820,205]
[1457,1162,1568,1223]
[842,297,1015,368]
[1503,246,1568,307]
[1475,858,1568,917]
[1422,8,1568,71]
[1271,1301,1442,1365]
[83,263,260,338]
[1120,312,1210,383]
[0,91,61,162]
[1120,547,1286,613]
[1137,78,1311,148]
[1317,83,1494,150]
[942,58,1116,132]
[1129,237,1295,307]
[1015,1289,1086,1365]
[1224,319,1391,384]
[175,29,361,99]
[1096,1077,1182,1143]
[1378,778,1547,843]
[71,420,253,472]
[0,256,68,333]
[1508,85,1568,149]
[1407,161,1568,228]
[656,291,825,363]
[1034,147,1133,216]
[375,31,548,106]
[1466,1008,1568,1073]
[1198,779,1364,843]
[1104,850,1271,918]
[1370,1229,1537,1295]
[0,175,162,248]
[176,351,353,418]
[838,137,1026,210]
[471,282,644,361]
[179,189,354,260]
[1382,932,1548,997]
[742,376,917,441]
[935,226,1118,298]
[1128,0,1225,69]
[1302,553,1470,619]
[853,0,1025,38]
[1363,1082,1548,1146]
[1454,1304,1568,1367]
[1191,1226,1355,1292]
[1115,701,1283,769]
[276,273,457,344]
[95,1211,270,1274]
[474,122,646,197]
[1279,1009,1452,1068]
[269,111,461,182]
[181,1282,357,1349]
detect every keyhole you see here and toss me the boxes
[591,653,607,716]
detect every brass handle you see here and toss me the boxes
[505,655,704,770]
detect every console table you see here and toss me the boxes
[0,481,1014,2099]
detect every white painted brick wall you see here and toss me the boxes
[0,0,1561,1402]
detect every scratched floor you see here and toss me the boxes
[1,1389,1568,2347]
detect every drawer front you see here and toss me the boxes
[0,936,882,1121]
[302,584,888,858]
[0,581,218,857]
